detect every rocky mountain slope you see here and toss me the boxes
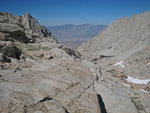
[0,12,57,44]
[78,11,150,113]
[0,11,102,113]
[0,11,150,113]
[78,11,150,56]
[47,24,107,49]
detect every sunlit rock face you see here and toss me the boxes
[0,11,102,113]
[0,11,57,43]
[78,11,150,56]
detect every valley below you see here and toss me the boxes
[57,37,91,50]
[46,24,107,49]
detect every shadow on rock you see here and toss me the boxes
[97,94,107,113]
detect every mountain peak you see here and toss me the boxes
[24,12,32,17]
[0,11,57,43]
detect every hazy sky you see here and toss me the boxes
[1,0,150,26]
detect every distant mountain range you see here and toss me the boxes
[46,24,107,49]
[46,24,107,39]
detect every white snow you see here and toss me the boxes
[113,61,125,68]
[90,68,95,72]
[140,89,148,93]
[120,65,125,68]
[147,62,150,65]
[126,76,150,84]
[121,83,131,87]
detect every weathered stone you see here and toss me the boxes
[21,13,57,43]
[95,83,138,113]
[0,53,3,61]
[50,48,74,61]
[62,46,81,59]
[0,11,57,43]
[0,23,24,33]
[0,59,101,113]
[0,41,21,59]
[0,52,11,62]
[0,32,5,41]
[0,23,29,43]
[0,41,6,49]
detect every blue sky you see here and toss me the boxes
[1,0,150,26]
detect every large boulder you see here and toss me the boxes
[0,23,29,43]
[0,52,11,62]
[48,48,74,61]
[62,46,81,59]
[0,41,21,59]
[95,83,138,113]
[0,23,24,32]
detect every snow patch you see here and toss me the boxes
[140,89,148,93]
[121,83,131,87]
[147,62,150,65]
[126,76,150,84]
[90,68,95,72]
[113,61,125,68]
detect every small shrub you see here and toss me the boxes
[42,47,51,50]
[130,97,145,112]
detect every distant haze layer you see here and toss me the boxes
[46,24,107,49]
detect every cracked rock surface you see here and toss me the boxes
[0,11,101,113]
